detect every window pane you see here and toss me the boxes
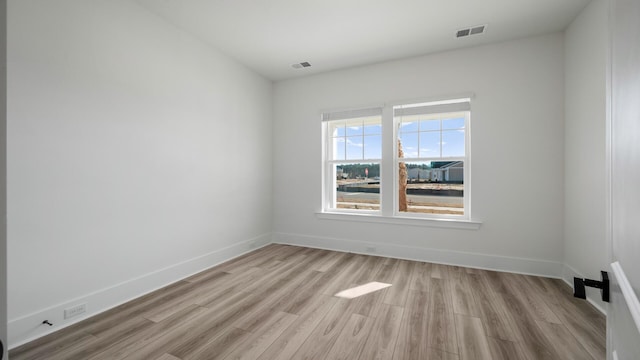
[363,135,382,159]
[442,130,465,157]
[331,121,346,137]
[399,120,419,133]
[332,137,345,160]
[363,123,382,135]
[346,136,363,160]
[398,161,464,215]
[335,163,380,210]
[346,123,363,136]
[420,119,440,131]
[398,132,418,158]
[419,132,440,157]
[442,117,465,130]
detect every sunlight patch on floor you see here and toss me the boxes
[334,282,392,299]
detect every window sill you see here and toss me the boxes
[315,211,482,230]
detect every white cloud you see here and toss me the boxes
[347,138,363,147]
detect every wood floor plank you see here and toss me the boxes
[431,263,450,279]
[393,308,459,360]
[358,304,403,360]
[392,289,437,360]
[272,245,309,262]
[10,330,96,360]
[376,260,400,283]
[535,320,596,360]
[427,278,459,354]
[233,270,322,330]
[156,354,182,360]
[184,268,231,284]
[195,267,265,308]
[391,307,423,360]
[42,334,98,360]
[178,327,250,360]
[409,261,432,292]
[486,337,529,360]
[534,277,606,360]
[166,293,267,359]
[245,250,328,298]
[257,295,338,360]
[80,280,197,336]
[352,255,387,285]
[451,273,482,317]
[290,299,356,360]
[482,270,512,294]
[467,273,518,341]
[499,287,561,360]
[10,245,606,360]
[321,254,370,296]
[214,245,282,274]
[52,315,155,359]
[91,304,209,360]
[324,313,375,360]
[383,260,412,307]
[277,270,329,315]
[142,271,231,322]
[350,286,388,319]
[9,324,95,360]
[310,249,342,272]
[502,273,562,325]
[404,289,430,318]
[448,265,467,280]
[350,257,402,318]
[454,314,493,360]
[222,311,298,360]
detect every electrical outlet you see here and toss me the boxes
[64,303,86,319]
[366,247,377,253]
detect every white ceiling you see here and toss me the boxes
[134,0,591,81]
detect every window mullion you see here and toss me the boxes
[380,106,394,216]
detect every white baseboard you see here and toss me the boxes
[273,232,564,278]
[562,264,607,315]
[8,233,272,349]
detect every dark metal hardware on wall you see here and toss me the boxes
[574,271,610,302]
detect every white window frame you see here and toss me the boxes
[320,97,475,225]
[393,110,470,220]
[321,108,383,214]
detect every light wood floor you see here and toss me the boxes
[10,244,606,360]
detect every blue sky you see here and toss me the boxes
[331,116,465,161]
[399,117,465,158]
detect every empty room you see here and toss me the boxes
[2,0,640,359]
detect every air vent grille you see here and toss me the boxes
[456,29,470,38]
[292,62,312,69]
[456,24,487,38]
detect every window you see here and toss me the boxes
[323,108,382,212]
[322,98,471,220]
[395,101,469,217]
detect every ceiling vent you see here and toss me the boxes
[291,62,312,69]
[456,24,486,38]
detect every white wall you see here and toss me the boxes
[563,0,608,311]
[7,0,272,346]
[273,34,566,274]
